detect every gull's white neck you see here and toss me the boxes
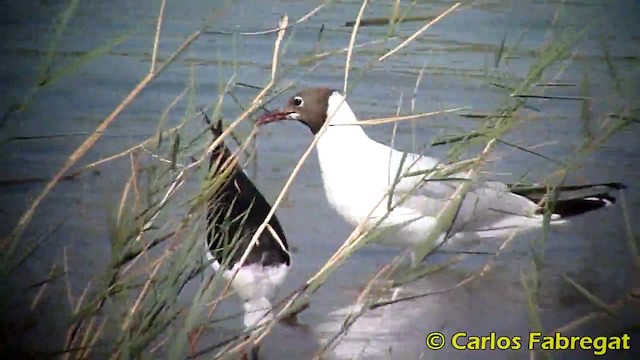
[315,92,390,225]
[316,92,383,161]
[319,92,371,142]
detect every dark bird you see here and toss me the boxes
[204,116,291,356]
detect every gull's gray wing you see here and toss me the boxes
[393,184,538,234]
[385,151,538,234]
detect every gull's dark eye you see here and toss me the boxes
[293,96,304,107]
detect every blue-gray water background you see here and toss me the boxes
[1,0,639,359]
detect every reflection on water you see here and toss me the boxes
[1,0,638,358]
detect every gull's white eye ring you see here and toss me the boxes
[293,96,304,107]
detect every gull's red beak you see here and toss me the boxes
[256,110,296,126]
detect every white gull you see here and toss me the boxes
[258,88,625,261]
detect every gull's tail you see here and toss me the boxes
[510,182,626,218]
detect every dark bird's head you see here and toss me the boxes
[257,87,339,134]
[203,114,234,173]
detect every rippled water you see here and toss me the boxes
[1,0,639,359]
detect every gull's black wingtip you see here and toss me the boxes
[604,182,627,190]
[513,182,627,218]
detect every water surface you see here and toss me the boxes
[1,0,639,359]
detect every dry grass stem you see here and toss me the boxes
[117,173,134,227]
[30,263,58,310]
[206,2,327,36]
[150,0,167,73]
[344,0,369,93]
[296,3,330,24]
[378,2,461,62]
[121,253,166,332]
[333,107,465,126]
